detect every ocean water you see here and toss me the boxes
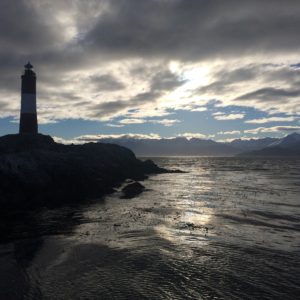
[0,157,299,299]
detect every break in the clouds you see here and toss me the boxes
[0,0,300,140]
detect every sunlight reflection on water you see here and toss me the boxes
[1,157,300,299]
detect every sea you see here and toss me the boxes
[0,157,299,299]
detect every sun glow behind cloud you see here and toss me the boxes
[0,0,300,141]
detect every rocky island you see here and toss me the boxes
[0,134,172,210]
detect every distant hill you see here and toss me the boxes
[226,137,278,152]
[266,132,300,148]
[98,137,240,156]
[238,133,300,157]
[95,133,300,157]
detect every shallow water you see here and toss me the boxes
[0,157,300,299]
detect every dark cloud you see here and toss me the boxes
[0,0,60,53]
[0,101,8,110]
[290,63,300,69]
[236,88,300,102]
[264,66,300,85]
[1,0,300,77]
[91,90,162,118]
[0,0,71,79]
[150,70,186,91]
[0,0,71,97]
[81,0,300,60]
[89,74,125,91]
[215,66,260,83]
[196,65,262,94]
[1,0,300,72]
[195,64,300,115]
[90,68,185,118]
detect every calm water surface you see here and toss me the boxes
[0,157,299,299]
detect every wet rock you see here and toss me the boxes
[142,159,185,174]
[121,182,145,199]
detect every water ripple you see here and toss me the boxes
[1,157,300,299]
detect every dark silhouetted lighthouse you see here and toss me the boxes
[19,62,38,134]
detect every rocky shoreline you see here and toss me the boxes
[0,134,178,210]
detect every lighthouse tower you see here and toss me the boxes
[19,62,38,134]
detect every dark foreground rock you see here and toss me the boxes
[0,134,174,210]
[121,182,145,199]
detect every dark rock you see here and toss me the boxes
[0,134,175,210]
[121,182,145,199]
[141,159,185,174]
[0,133,56,154]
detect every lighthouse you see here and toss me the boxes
[19,62,38,134]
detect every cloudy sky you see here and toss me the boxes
[1,0,300,141]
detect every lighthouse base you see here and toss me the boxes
[19,113,38,134]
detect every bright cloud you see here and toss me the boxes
[119,119,145,124]
[76,133,162,142]
[245,126,300,134]
[218,130,241,135]
[149,119,180,126]
[214,113,245,121]
[178,132,213,140]
[119,118,180,126]
[245,116,296,124]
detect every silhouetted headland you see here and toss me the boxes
[0,134,180,210]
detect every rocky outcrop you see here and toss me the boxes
[0,134,170,209]
[121,182,145,199]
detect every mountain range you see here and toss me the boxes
[237,132,300,157]
[97,132,300,157]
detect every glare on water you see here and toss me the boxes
[0,157,299,299]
